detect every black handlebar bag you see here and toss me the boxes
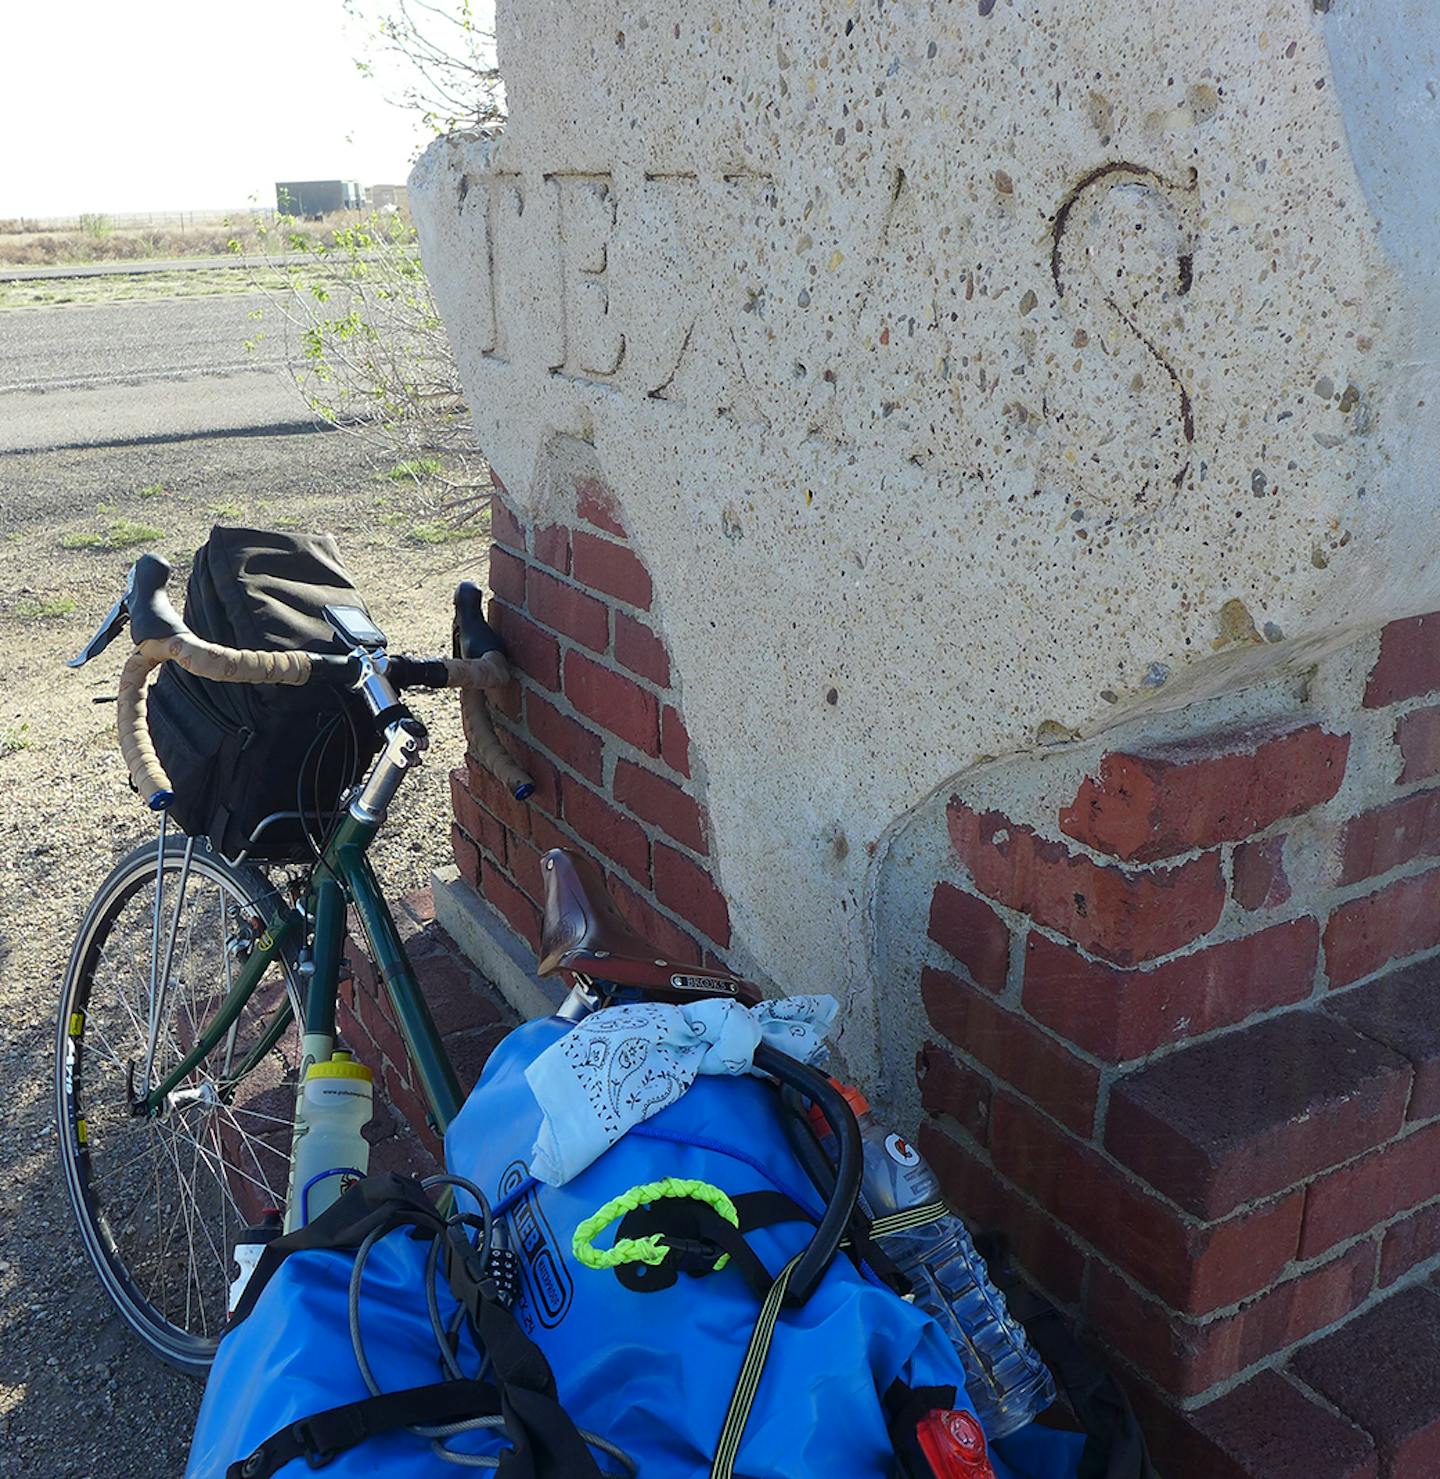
[146,526,381,861]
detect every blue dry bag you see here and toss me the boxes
[186,1016,1125,1479]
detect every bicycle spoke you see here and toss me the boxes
[60,845,302,1370]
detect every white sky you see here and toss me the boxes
[0,1,440,218]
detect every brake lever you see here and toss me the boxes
[68,591,129,669]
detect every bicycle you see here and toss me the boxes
[53,550,533,1374]
[54,548,862,1385]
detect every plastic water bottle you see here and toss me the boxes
[814,1083,1056,1438]
[227,1209,282,1316]
[286,1051,373,1230]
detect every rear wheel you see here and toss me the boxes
[55,833,303,1374]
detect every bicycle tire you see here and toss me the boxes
[55,832,304,1375]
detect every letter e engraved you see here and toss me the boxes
[554,175,624,380]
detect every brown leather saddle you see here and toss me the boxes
[537,847,761,1005]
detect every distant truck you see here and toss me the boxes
[274,180,365,219]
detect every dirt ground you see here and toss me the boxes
[0,426,492,1477]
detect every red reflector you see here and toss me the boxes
[915,1408,995,1478]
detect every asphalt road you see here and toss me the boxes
[0,295,301,453]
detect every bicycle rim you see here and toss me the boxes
[55,836,302,1373]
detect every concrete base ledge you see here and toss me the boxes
[431,863,564,1021]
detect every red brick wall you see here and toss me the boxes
[451,475,732,976]
[914,621,1440,1474]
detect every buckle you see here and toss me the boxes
[661,1235,726,1275]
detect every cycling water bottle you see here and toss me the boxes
[814,1083,1056,1439]
[286,1051,373,1230]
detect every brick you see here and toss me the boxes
[1365,613,1440,708]
[489,601,561,691]
[1379,1201,1440,1287]
[489,495,524,551]
[367,1126,441,1183]
[1086,1241,1375,1400]
[1128,1371,1378,1479]
[498,730,561,817]
[613,758,708,853]
[450,767,508,860]
[466,751,532,837]
[927,882,1010,992]
[480,859,543,954]
[1105,1012,1413,1219]
[561,776,651,885]
[921,967,1099,1135]
[1022,919,1317,1062]
[917,1040,991,1143]
[444,1023,511,1095]
[486,544,526,606]
[615,611,671,686]
[564,650,661,755]
[381,1067,434,1144]
[1329,959,1440,1121]
[1233,834,1293,911]
[1340,790,1440,886]
[356,985,409,1080]
[571,528,653,609]
[343,934,379,998]
[409,947,503,1037]
[1292,1286,1440,1478]
[1060,725,1350,864]
[1324,866,1440,987]
[402,887,437,926]
[524,692,604,784]
[533,523,570,574]
[661,705,691,777]
[527,567,610,651]
[988,1095,1303,1315]
[451,822,481,889]
[607,873,703,964]
[918,1120,1086,1306]
[654,842,730,946]
[1300,1122,1440,1258]
[948,799,1225,967]
[1396,705,1440,785]
[574,475,626,536]
[506,833,544,902]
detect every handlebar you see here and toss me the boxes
[81,553,533,813]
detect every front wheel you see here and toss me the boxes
[55,833,303,1374]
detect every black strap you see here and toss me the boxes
[883,1380,963,1479]
[226,1380,500,1479]
[230,1173,444,1326]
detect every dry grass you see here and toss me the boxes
[0,210,375,268]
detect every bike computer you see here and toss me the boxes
[323,604,387,650]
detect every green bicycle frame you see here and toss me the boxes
[139,808,463,1136]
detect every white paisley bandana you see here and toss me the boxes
[524,996,839,1185]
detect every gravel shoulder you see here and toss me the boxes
[0,423,492,1477]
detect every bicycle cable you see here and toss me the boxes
[344,1173,636,1477]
